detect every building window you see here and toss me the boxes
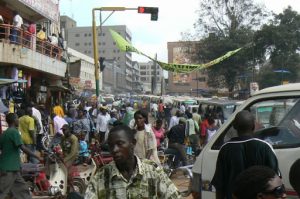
[75,33,80,37]
[102,42,106,45]
[98,42,101,45]
[113,50,116,53]
[102,50,105,53]
[89,42,91,46]
[141,77,146,81]
[89,33,91,36]
[113,42,116,45]
[117,50,120,53]
[140,72,146,75]
[118,57,120,60]
[84,42,87,46]
[102,33,106,36]
[75,43,80,46]
[98,33,101,36]
[84,33,87,37]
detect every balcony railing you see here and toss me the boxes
[0,24,62,60]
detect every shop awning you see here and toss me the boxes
[0,78,27,85]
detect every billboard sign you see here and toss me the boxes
[172,46,193,85]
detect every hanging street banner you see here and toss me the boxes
[109,29,242,73]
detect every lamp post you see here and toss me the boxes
[92,6,159,97]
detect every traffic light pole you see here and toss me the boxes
[92,7,158,97]
[92,8,100,97]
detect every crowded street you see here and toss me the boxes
[1,0,300,199]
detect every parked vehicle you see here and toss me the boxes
[197,99,238,123]
[191,83,300,198]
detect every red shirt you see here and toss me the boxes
[200,119,209,137]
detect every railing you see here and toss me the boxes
[0,24,62,60]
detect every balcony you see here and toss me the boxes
[0,24,66,77]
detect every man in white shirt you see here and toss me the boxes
[11,11,23,44]
[151,102,158,119]
[96,106,111,143]
[50,114,68,148]
[31,103,44,151]
[180,104,186,114]
[169,110,180,130]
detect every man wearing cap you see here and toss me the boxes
[96,105,111,143]
[60,124,79,167]
[167,117,187,166]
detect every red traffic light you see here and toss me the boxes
[138,7,145,13]
[137,7,159,21]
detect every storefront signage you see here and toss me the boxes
[18,0,59,22]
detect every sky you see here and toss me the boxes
[60,0,300,63]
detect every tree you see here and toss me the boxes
[187,0,270,96]
[254,7,300,88]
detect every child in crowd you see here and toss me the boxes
[78,132,90,165]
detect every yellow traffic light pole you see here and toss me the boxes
[92,7,133,97]
[92,7,158,97]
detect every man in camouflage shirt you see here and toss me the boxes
[84,125,180,199]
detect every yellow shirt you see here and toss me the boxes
[37,30,46,40]
[19,115,35,144]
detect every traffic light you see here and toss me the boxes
[138,7,159,21]
[99,57,105,72]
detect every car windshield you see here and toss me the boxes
[223,104,236,120]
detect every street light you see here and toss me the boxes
[92,7,159,97]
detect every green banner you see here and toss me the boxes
[109,29,242,73]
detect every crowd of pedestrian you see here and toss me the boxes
[2,96,300,199]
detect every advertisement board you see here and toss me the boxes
[172,46,192,84]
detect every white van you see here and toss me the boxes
[191,83,300,198]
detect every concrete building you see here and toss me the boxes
[67,48,102,96]
[0,0,67,108]
[60,15,77,40]
[167,41,209,96]
[132,61,143,93]
[139,61,163,94]
[64,24,133,92]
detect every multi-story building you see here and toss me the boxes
[67,48,103,96]
[64,24,133,92]
[139,61,163,94]
[60,15,76,40]
[132,61,143,94]
[0,0,68,109]
[167,41,209,96]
